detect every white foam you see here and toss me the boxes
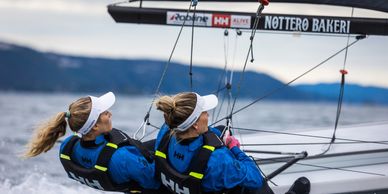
[0,173,115,194]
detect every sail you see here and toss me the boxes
[133,0,388,13]
[108,4,388,35]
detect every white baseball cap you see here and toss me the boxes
[176,93,218,132]
[78,92,115,135]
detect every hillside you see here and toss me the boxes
[1,41,387,104]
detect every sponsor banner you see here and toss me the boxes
[167,11,212,27]
[231,15,251,29]
[264,15,351,34]
[212,14,251,29]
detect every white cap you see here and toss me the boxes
[78,92,115,135]
[176,93,218,132]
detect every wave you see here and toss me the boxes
[0,173,115,194]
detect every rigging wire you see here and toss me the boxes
[214,93,228,124]
[228,3,266,120]
[253,157,386,177]
[342,10,354,71]
[212,28,241,124]
[224,30,242,123]
[224,29,243,142]
[211,36,364,127]
[218,1,269,145]
[232,126,388,146]
[249,155,278,186]
[211,29,230,123]
[319,7,355,155]
[242,141,388,146]
[124,0,384,181]
[218,2,268,140]
[189,4,197,91]
[213,29,241,124]
[230,29,242,86]
[133,1,194,139]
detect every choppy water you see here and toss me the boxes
[1,92,388,194]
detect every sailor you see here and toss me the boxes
[24,92,166,193]
[154,92,272,194]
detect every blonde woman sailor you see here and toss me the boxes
[24,92,168,193]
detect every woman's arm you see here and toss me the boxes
[202,147,263,192]
[109,146,161,189]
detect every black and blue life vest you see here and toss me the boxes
[59,128,153,193]
[155,131,226,194]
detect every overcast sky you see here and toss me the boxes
[1,0,388,87]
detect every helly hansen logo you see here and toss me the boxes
[81,157,92,164]
[68,172,104,190]
[174,151,184,160]
[212,14,231,28]
[161,173,190,194]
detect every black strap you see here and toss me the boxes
[107,128,153,162]
[158,130,172,153]
[187,132,223,174]
[62,135,79,156]
[95,144,117,170]
[128,138,154,162]
[203,131,224,148]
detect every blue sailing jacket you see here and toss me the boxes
[155,124,263,192]
[59,134,160,189]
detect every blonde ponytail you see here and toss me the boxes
[24,112,67,158]
[155,92,196,129]
[24,96,92,158]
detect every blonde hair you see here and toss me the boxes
[24,97,92,158]
[155,92,197,139]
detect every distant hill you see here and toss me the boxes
[296,84,388,105]
[1,41,387,104]
[0,41,315,100]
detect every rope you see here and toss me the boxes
[133,2,193,139]
[319,7,355,155]
[242,141,388,146]
[254,157,386,177]
[229,3,266,120]
[224,29,230,82]
[225,34,239,122]
[342,8,355,70]
[249,156,278,186]
[214,91,227,123]
[232,126,388,146]
[139,123,160,141]
[189,5,197,91]
[212,29,243,124]
[211,29,230,123]
[230,29,242,86]
[211,37,363,126]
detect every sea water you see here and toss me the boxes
[1,92,387,194]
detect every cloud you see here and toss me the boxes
[0,0,108,15]
[1,0,387,87]
[2,0,387,17]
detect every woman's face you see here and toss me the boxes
[196,111,209,134]
[96,110,113,133]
